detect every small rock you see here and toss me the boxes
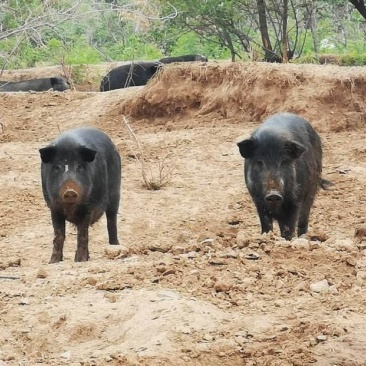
[148,244,172,253]
[245,253,260,260]
[187,251,198,259]
[204,278,215,288]
[199,238,214,245]
[60,351,71,359]
[345,257,357,267]
[36,268,47,279]
[19,298,30,305]
[197,232,215,244]
[202,334,214,342]
[316,334,327,342]
[329,285,338,293]
[226,250,238,259]
[214,278,233,292]
[354,227,366,240]
[236,231,249,248]
[292,238,309,247]
[208,258,227,265]
[162,269,176,276]
[104,245,129,260]
[310,279,330,293]
[105,355,113,362]
[171,246,185,255]
[334,239,354,252]
[309,243,320,251]
[308,230,329,242]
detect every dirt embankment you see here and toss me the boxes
[120,61,366,133]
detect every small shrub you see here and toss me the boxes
[123,116,175,191]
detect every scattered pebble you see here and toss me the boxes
[310,279,330,293]
[236,231,249,248]
[148,244,172,253]
[345,257,357,267]
[104,245,129,260]
[292,238,309,248]
[208,258,227,265]
[162,269,176,276]
[187,251,198,259]
[202,334,214,342]
[245,253,260,260]
[19,298,30,305]
[199,238,214,245]
[171,246,185,255]
[214,278,233,292]
[334,239,354,252]
[226,250,238,258]
[316,334,327,342]
[60,351,71,359]
[36,268,48,279]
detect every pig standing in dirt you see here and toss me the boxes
[237,113,331,240]
[39,127,121,263]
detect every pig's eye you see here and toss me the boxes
[254,160,263,169]
[51,165,63,173]
[281,159,291,167]
[75,164,84,172]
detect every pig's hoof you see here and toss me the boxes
[74,251,89,262]
[49,253,63,264]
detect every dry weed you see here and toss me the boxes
[122,116,175,190]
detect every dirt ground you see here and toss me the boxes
[1,61,366,366]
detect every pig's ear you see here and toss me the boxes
[79,146,97,162]
[285,140,307,159]
[39,146,57,163]
[237,138,257,158]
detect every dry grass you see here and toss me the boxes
[122,115,175,190]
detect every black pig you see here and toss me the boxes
[159,54,208,64]
[0,77,69,92]
[100,62,162,91]
[237,113,331,240]
[39,127,121,263]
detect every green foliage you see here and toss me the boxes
[106,36,162,61]
[4,0,366,70]
[292,53,320,64]
[69,64,88,85]
[339,52,366,66]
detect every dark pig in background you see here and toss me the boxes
[100,61,162,91]
[159,54,208,64]
[237,113,332,240]
[39,127,121,263]
[0,77,69,92]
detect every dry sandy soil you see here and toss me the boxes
[1,61,366,366]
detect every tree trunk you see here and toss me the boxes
[282,0,288,62]
[221,28,236,61]
[257,0,273,61]
[310,3,319,53]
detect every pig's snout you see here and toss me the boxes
[60,180,81,204]
[265,191,283,206]
[62,189,79,203]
